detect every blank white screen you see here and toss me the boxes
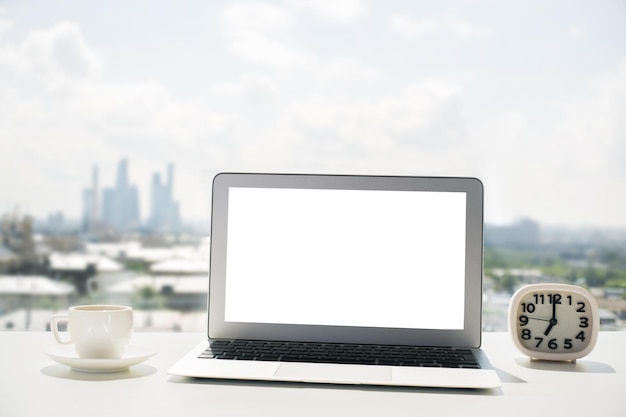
[224,187,466,330]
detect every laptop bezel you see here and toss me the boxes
[207,173,484,348]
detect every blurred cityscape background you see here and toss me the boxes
[1,159,625,332]
[2,2,625,333]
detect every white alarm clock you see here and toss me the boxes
[508,283,599,361]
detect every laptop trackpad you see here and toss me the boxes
[275,363,391,383]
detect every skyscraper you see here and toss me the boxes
[148,163,181,233]
[82,165,99,233]
[101,158,141,232]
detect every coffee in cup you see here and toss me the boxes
[51,305,133,359]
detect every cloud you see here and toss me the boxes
[194,74,470,180]
[0,15,12,35]
[208,72,279,103]
[390,14,493,39]
[568,24,585,40]
[220,1,316,71]
[219,2,377,82]
[221,1,293,37]
[269,78,468,164]
[10,21,101,88]
[317,57,380,84]
[390,14,438,37]
[472,59,626,227]
[368,80,467,147]
[229,35,316,71]
[286,0,366,22]
[446,17,493,38]
[554,59,626,177]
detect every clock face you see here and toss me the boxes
[509,284,599,360]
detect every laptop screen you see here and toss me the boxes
[208,174,484,348]
[224,187,466,330]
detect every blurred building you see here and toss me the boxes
[0,211,41,272]
[149,258,209,275]
[101,158,141,233]
[82,165,100,234]
[148,163,181,233]
[104,275,208,312]
[0,243,18,272]
[485,218,540,247]
[83,159,141,235]
[0,275,75,330]
[47,252,123,294]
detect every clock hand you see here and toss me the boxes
[544,319,557,336]
[544,297,558,336]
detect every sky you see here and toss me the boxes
[1,0,625,228]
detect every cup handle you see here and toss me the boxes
[51,314,72,344]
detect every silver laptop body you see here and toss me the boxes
[169,173,501,389]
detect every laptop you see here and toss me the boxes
[168,173,501,389]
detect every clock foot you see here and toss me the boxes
[530,357,576,364]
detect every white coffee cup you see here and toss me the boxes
[51,305,133,359]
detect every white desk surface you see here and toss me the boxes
[1,331,624,417]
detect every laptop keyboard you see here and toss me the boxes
[199,340,480,368]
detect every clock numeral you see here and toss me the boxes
[576,331,586,342]
[521,302,535,313]
[564,339,573,349]
[547,294,562,304]
[548,339,558,350]
[519,315,529,326]
[579,317,589,328]
[534,337,543,347]
[521,329,531,340]
[577,302,586,313]
[532,294,563,305]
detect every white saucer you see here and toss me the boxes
[44,344,156,373]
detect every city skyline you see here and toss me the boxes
[82,158,181,233]
[1,2,625,227]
